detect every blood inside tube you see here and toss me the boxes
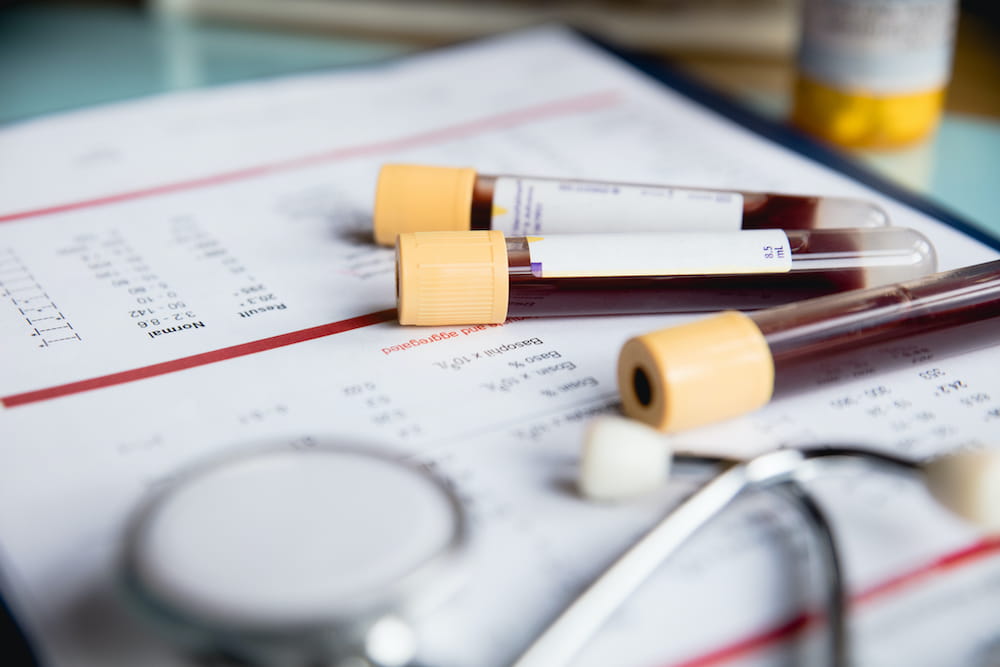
[742,193,821,229]
[503,232,870,317]
[470,175,498,231]
[753,262,1000,395]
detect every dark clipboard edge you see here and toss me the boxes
[582,31,1000,253]
[1,26,998,667]
[0,566,40,666]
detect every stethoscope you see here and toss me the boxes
[119,420,998,667]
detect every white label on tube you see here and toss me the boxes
[526,231,792,278]
[490,177,744,235]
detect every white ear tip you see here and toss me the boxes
[578,416,672,502]
[923,449,1000,533]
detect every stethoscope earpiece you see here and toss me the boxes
[921,449,1000,533]
[579,416,672,501]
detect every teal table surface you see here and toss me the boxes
[3,4,998,241]
[925,114,1000,236]
[0,5,411,122]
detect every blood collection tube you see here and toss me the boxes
[618,259,1000,433]
[372,164,889,246]
[395,227,935,326]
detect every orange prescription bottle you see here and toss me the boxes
[395,227,935,326]
[373,164,889,245]
[792,0,959,148]
[618,259,1000,433]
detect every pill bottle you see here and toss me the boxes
[791,0,959,148]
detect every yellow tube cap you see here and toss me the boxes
[618,311,774,432]
[396,230,509,326]
[373,164,477,246]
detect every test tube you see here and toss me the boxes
[372,164,889,246]
[618,259,1000,432]
[395,227,935,326]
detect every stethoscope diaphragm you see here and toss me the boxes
[120,444,467,667]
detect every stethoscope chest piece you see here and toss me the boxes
[120,445,467,667]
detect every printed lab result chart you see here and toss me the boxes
[5,314,1000,667]
[2,28,1000,667]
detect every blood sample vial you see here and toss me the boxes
[395,227,935,326]
[618,259,1000,432]
[373,164,889,246]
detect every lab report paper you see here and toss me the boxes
[2,28,999,667]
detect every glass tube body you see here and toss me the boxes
[469,173,889,232]
[503,227,934,318]
[752,259,1000,394]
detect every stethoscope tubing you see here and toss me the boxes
[513,447,920,667]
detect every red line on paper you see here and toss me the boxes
[1,309,396,407]
[671,614,814,667]
[670,536,1000,667]
[0,91,620,224]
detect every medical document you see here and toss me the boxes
[2,28,999,667]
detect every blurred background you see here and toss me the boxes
[2,0,997,120]
[1,0,998,226]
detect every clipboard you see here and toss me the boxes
[1,25,998,667]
